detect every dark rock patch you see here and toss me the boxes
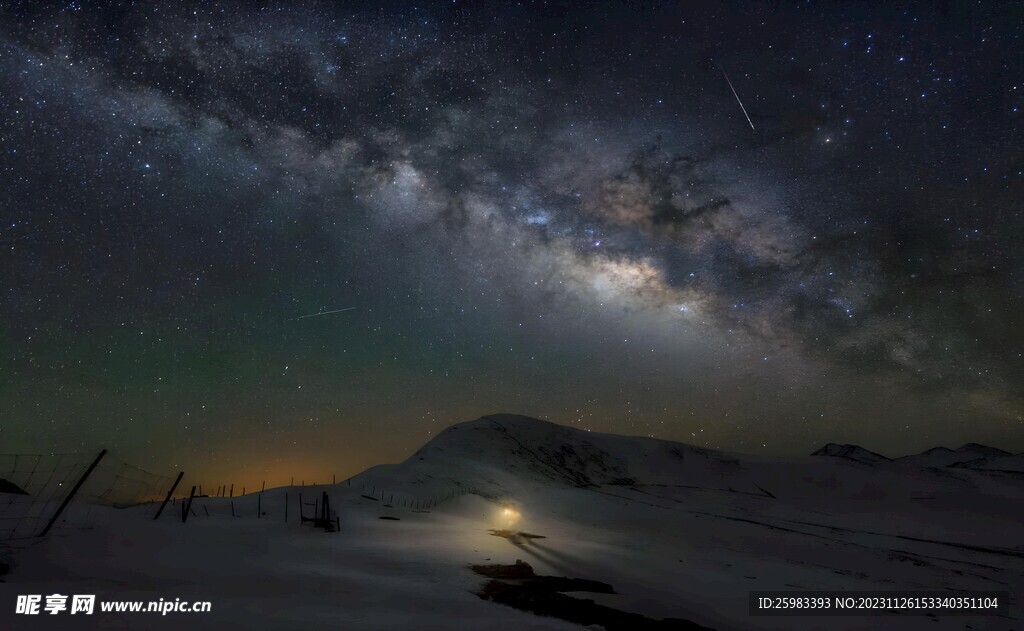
[472,560,714,630]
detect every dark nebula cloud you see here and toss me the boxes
[1,1,1021,484]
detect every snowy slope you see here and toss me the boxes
[952,452,1024,473]
[353,414,1019,507]
[898,443,1013,469]
[351,413,753,499]
[1,413,1021,631]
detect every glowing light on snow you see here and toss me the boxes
[498,506,521,527]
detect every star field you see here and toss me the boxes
[1,1,1021,486]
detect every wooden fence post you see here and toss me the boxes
[153,471,185,520]
[39,449,107,537]
[181,485,197,523]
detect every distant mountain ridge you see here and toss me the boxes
[811,441,1023,473]
[811,443,891,464]
[353,413,1020,505]
[339,413,1024,513]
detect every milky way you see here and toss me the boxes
[1,2,1021,485]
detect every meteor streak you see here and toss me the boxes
[290,307,357,321]
[720,66,755,131]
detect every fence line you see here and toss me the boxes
[0,451,178,541]
[169,475,488,528]
[3,453,494,538]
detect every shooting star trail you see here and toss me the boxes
[290,307,357,321]
[720,66,755,131]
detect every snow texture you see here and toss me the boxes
[1,413,1021,630]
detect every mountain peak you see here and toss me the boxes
[478,413,558,427]
[955,443,1010,457]
[363,413,737,499]
[811,443,890,464]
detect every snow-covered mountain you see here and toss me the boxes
[897,443,1014,469]
[4,413,1022,631]
[351,414,1018,507]
[810,442,891,464]
[951,451,1024,473]
[808,440,1022,474]
[352,413,748,499]
[347,413,1023,629]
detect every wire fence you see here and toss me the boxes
[0,451,178,541]
[85,453,176,509]
[344,479,487,511]
[1,450,494,538]
[162,474,489,531]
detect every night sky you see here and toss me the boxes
[1,1,1021,487]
